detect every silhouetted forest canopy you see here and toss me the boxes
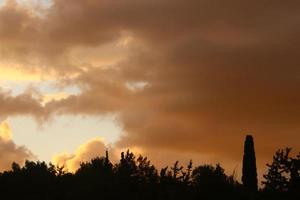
[0,136,299,200]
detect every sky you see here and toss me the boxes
[0,0,300,182]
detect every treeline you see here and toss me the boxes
[0,148,299,200]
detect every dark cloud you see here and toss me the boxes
[1,0,300,178]
[0,89,44,119]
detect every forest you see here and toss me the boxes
[0,135,299,200]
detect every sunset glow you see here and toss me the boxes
[0,1,299,190]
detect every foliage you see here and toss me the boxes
[242,135,258,191]
[0,147,298,200]
[262,148,300,199]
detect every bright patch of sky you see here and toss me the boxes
[1,80,81,97]
[0,0,126,164]
[8,115,122,162]
[0,0,53,8]
[126,81,148,92]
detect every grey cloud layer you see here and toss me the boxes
[1,0,300,165]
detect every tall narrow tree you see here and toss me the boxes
[242,135,258,191]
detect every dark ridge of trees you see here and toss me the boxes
[242,135,258,191]
[0,149,299,199]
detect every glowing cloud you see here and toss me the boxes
[0,0,300,182]
[0,120,35,171]
[0,120,12,141]
[52,137,117,172]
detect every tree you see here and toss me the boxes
[287,152,300,192]
[136,155,158,183]
[182,160,193,185]
[262,148,289,192]
[263,148,300,194]
[242,135,258,191]
[116,150,137,179]
[192,164,227,187]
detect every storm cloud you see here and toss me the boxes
[1,0,300,176]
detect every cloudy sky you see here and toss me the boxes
[0,0,300,181]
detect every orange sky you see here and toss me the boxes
[0,0,300,183]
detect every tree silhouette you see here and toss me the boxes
[0,138,299,200]
[263,148,289,192]
[192,164,227,187]
[182,160,193,185]
[242,135,258,191]
[263,148,300,198]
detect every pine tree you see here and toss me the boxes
[242,135,258,191]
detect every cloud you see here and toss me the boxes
[0,89,44,119]
[52,138,117,172]
[0,0,300,177]
[0,119,12,141]
[0,120,35,171]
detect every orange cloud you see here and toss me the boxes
[0,120,35,171]
[0,120,12,141]
[52,138,117,172]
[0,0,300,182]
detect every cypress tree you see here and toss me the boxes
[242,135,258,191]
